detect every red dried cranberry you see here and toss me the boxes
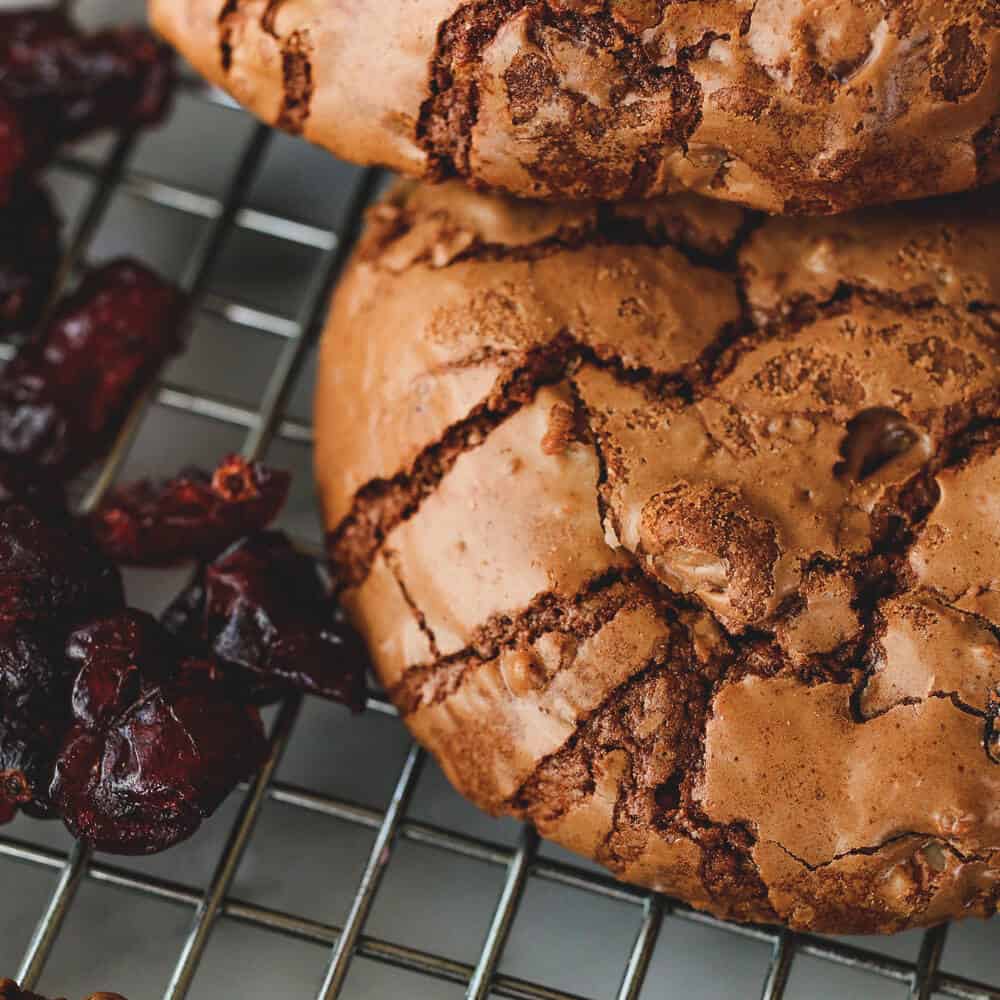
[0,259,184,475]
[52,610,267,854]
[91,455,291,565]
[0,626,73,723]
[0,181,61,337]
[199,533,366,709]
[160,573,277,704]
[159,573,206,649]
[0,502,123,628]
[66,610,176,729]
[0,10,175,169]
[0,717,61,822]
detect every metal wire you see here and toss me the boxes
[318,744,425,998]
[616,896,664,1000]
[164,697,303,998]
[0,28,997,1000]
[760,930,796,1000]
[466,826,540,1000]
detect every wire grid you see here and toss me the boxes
[0,16,997,1000]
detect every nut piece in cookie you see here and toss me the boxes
[639,482,779,631]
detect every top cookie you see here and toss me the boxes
[151,0,1000,212]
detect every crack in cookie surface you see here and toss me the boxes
[274,29,314,134]
[327,340,571,589]
[390,567,639,715]
[217,0,242,72]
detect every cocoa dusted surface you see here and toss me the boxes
[149,1,1000,213]
[315,181,1000,935]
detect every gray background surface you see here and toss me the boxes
[0,1,997,996]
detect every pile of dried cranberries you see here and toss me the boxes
[0,452,367,856]
[0,8,367,859]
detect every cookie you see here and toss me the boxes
[315,180,1000,933]
[150,1,1000,213]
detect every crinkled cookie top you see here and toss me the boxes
[316,181,1000,934]
[152,0,1000,212]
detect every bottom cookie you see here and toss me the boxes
[316,180,1000,932]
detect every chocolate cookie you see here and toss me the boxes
[316,180,1000,933]
[151,1,1000,213]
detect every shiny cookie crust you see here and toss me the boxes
[151,0,1000,213]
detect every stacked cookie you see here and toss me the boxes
[156,3,1000,934]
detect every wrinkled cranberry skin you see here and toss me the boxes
[207,534,367,709]
[0,10,175,169]
[53,657,267,855]
[167,533,367,710]
[0,626,72,723]
[161,570,293,693]
[66,610,175,728]
[160,574,206,650]
[0,181,60,337]
[0,624,76,824]
[0,502,124,628]
[91,456,291,566]
[53,610,267,855]
[161,575,282,705]
[0,497,112,825]
[0,717,61,822]
[0,260,184,474]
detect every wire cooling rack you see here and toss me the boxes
[0,2,998,998]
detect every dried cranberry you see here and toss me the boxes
[0,489,154,832]
[91,455,291,565]
[52,610,267,855]
[160,573,206,650]
[0,717,61,822]
[164,533,367,709]
[159,574,273,704]
[0,626,73,723]
[0,259,184,475]
[0,10,175,169]
[0,502,123,628]
[0,623,77,825]
[0,180,61,337]
[66,611,176,728]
